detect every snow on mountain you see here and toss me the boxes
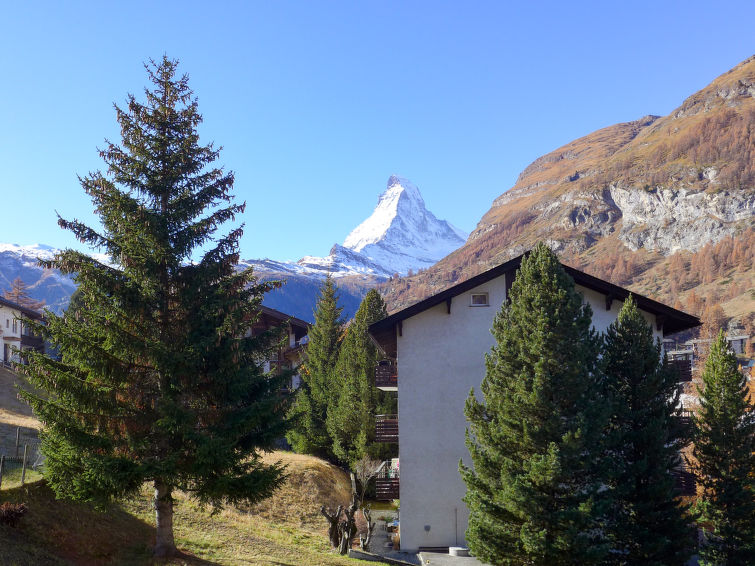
[341,175,468,275]
[241,175,467,280]
[0,243,77,313]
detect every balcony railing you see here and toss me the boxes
[375,414,398,443]
[675,408,693,430]
[375,361,397,391]
[673,467,696,496]
[375,460,399,500]
[667,359,692,382]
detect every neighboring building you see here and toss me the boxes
[0,297,45,365]
[248,306,310,392]
[368,254,700,552]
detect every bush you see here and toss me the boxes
[0,502,28,527]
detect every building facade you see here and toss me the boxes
[368,255,700,552]
[0,297,44,365]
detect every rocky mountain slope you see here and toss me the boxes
[381,56,755,333]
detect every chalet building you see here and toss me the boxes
[368,254,700,553]
[248,306,310,392]
[0,297,45,366]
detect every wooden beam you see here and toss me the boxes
[656,315,666,332]
[605,294,614,311]
[398,321,403,337]
[446,297,452,314]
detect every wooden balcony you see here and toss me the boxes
[667,359,692,382]
[375,461,399,500]
[675,408,693,430]
[673,467,696,496]
[375,414,398,443]
[375,361,397,391]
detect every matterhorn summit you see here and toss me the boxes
[341,175,468,275]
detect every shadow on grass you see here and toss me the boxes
[0,480,222,566]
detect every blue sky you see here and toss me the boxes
[1,1,753,261]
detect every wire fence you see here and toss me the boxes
[0,428,43,491]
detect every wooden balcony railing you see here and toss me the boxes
[675,408,693,430]
[375,361,397,390]
[375,414,398,443]
[667,359,692,382]
[673,467,696,496]
[375,461,399,500]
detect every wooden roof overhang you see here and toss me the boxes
[368,253,700,357]
[258,305,311,341]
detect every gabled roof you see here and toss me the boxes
[369,254,700,347]
[0,296,44,320]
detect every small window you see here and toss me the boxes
[470,292,489,307]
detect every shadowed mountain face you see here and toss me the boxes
[380,56,755,326]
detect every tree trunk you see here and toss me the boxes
[154,480,176,557]
[320,504,343,548]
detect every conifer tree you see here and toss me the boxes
[327,289,389,465]
[3,276,46,311]
[461,243,608,566]
[693,331,755,565]
[20,57,290,558]
[287,275,342,460]
[602,296,694,565]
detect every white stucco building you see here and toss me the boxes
[0,297,45,365]
[368,254,700,552]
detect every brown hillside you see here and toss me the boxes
[381,56,755,331]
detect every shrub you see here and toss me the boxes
[0,502,28,527]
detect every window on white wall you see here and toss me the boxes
[470,292,489,307]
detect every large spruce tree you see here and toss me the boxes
[461,243,608,566]
[20,57,290,557]
[287,275,342,460]
[693,331,755,565]
[602,296,694,565]
[327,288,390,465]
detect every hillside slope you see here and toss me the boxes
[0,451,370,565]
[381,56,755,332]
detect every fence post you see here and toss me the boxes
[21,444,28,486]
[0,454,4,490]
[15,427,20,458]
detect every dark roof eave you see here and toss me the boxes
[259,305,311,332]
[368,254,700,338]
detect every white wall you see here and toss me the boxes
[396,276,662,551]
[0,305,23,363]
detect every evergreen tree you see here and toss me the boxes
[461,243,608,566]
[287,275,342,460]
[693,331,755,565]
[327,289,389,465]
[602,296,694,565]
[3,276,46,311]
[20,57,290,558]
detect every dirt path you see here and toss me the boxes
[0,366,40,453]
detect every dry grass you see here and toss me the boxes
[0,451,383,566]
[0,367,40,454]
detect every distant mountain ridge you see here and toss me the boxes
[0,176,468,321]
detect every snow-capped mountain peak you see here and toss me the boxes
[341,175,468,275]
[344,175,424,252]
